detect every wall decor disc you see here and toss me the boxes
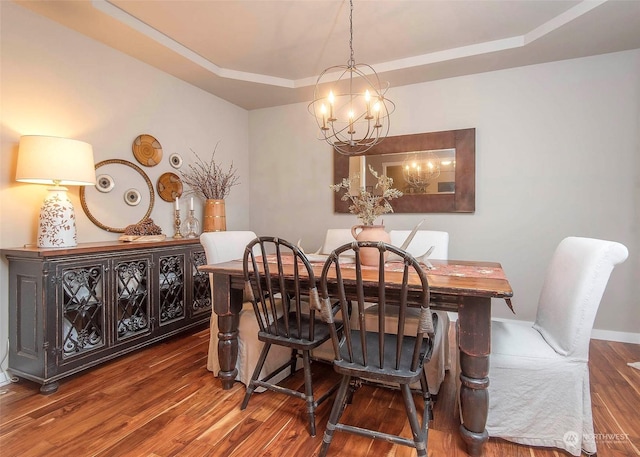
[132,134,163,166]
[156,172,183,202]
[124,188,142,206]
[96,174,115,193]
[169,153,183,169]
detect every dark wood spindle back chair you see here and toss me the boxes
[240,236,341,437]
[317,241,435,457]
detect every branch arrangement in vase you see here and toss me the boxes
[180,143,240,200]
[331,164,403,225]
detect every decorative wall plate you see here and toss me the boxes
[96,174,115,193]
[169,153,183,169]
[80,159,154,233]
[132,134,163,167]
[156,172,183,202]
[124,188,141,206]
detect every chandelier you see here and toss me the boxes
[402,151,441,192]
[309,0,395,155]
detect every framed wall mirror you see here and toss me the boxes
[334,128,475,213]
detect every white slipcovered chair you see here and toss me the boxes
[308,229,355,361]
[362,230,451,395]
[312,228,354,255]
[200,231,291,388]
[485,236,628,456]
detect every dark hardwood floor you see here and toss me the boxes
[1,326,638,456]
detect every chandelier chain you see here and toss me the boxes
[348,0,355,67]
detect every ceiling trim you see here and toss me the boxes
[94,0,608,90]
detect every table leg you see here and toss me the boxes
[213,272,243,390]
[457,296,491,456]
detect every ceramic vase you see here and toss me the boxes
[350,224,391,267]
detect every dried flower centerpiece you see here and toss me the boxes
[180,144,240,201]
[331,164,403,225]
[180,143,239,232]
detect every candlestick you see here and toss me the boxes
[173,209,183,239]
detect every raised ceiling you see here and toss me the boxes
[14,0,640,110]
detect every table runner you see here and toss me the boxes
[262,255,506,280]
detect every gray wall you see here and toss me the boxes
[249,50,640,338]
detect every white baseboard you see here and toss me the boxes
[590,329,640,345]
[446,313,640,345]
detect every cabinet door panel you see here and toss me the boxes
[59,262,107,360]
[190,249,211,317]
[158,253,186,324]
[114,256,152,341]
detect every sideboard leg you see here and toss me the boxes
[40,381,59,395]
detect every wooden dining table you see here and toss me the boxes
[200,257,513,456]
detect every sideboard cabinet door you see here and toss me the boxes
[56,259,108,364]
[189,248,211,318]
[156,251,186,327]
[113,255,153,342]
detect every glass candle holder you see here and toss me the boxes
[183,209,200,238]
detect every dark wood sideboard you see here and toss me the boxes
[2,238,211,394]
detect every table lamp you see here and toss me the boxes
[16,135,96,248]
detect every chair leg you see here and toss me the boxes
[302,350,316,437]
[319,375,351,457]
[419,368,433,421]
[289,348,298,376]
[241,342,271,410]
[400,383,427,457]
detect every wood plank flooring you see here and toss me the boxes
[1,327,638,456]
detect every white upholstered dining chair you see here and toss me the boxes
[485,236,628,456]
[362,230,451,396]
[312,228,354,255]
[200,231,291,388]
[308,229,355,361]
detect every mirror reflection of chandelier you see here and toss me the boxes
[402,151,441,192]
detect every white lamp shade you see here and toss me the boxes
[16,135,96,186]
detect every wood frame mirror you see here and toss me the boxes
[334,128,475,213]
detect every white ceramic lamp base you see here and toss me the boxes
[37,187,78,248]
